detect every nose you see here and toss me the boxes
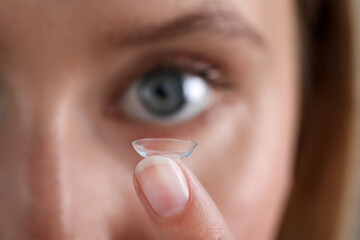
[0,88,75,239]
[0,77,152,240]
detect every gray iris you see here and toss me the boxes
[138,70,186,117]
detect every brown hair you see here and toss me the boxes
[277,0,358,239]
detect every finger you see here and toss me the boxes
[133,155,235,240]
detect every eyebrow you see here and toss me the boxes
[119,8,265,47]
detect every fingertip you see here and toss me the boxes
[134,156,190,218]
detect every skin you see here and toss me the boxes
[0,0,299,239]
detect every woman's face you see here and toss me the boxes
[0,0,299,239]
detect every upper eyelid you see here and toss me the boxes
[123,56,235,94]
[106,47,242,105]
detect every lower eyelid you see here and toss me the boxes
[111,104,217,139]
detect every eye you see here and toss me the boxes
[121,68,214,124]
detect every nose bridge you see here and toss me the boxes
[0,82,74,239]
[7,68,79,143]
[25,133,71,239]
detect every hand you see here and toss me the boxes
[133,155,235,240]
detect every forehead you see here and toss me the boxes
[0,0,208,37]
[0,0,268,42]
[0,0,296,71]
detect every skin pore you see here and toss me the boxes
[0,0,299,239]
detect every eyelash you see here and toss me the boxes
[138,55,234,90]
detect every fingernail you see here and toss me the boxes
[135,156,189,217]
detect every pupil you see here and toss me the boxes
[138,70,186,117]
[155,86,168,100]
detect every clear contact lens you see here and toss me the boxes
[132,138,197,159]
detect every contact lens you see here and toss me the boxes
[132,138,197,160]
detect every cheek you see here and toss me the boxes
[189,83,297,239]
[50,123,157,239]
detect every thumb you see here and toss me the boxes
[133,155,235,240]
